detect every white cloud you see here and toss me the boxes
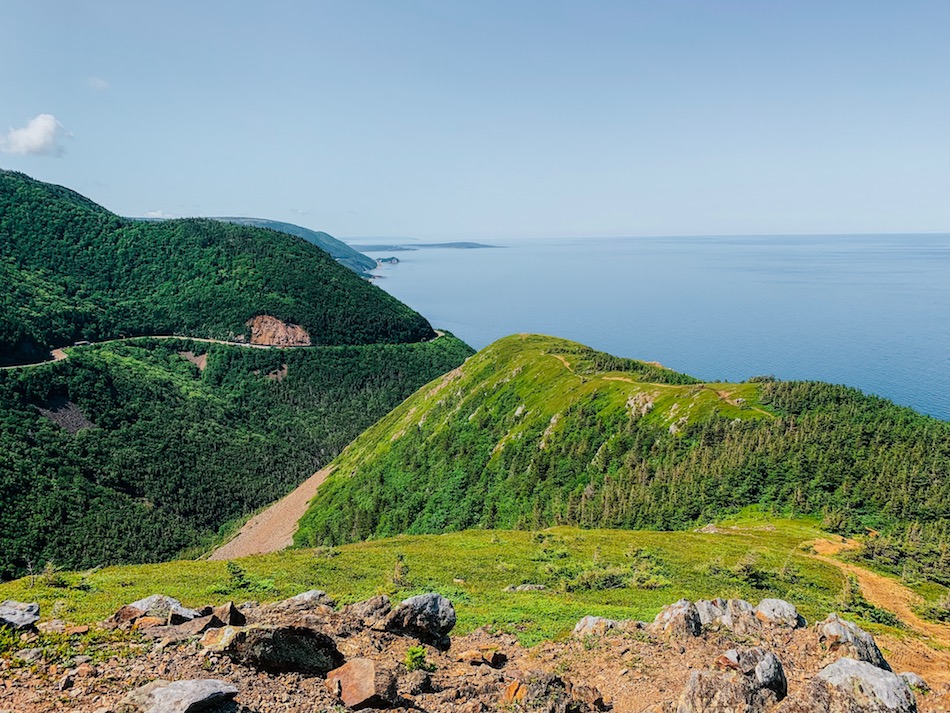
[0,114,67,157]
[145,210,174,219]
[87,76,110,91]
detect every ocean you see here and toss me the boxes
[362,234,950,421]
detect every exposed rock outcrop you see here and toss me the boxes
[817,613,892,670]
[780,658,917,712]
[246,315,311,346]
[676,647,787,713]
[649,599,702,638]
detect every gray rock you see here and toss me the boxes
[818,614,891,671]
[14,647,43,663]
[717,599,760,635]
[695,599,726,627]
[385,593,456,649]
[126,595,199,625]
[117,678,238,713]
[573,616,620,636]
[676,647,786,713]
[650,599,702,638]
[781,658,916,713]
[754,598,805,628]
[898,672,928,692]
[344,595,391,625]
[283,589,336,607]
[0,600,39,630]
[504,583,547,592]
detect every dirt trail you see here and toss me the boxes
[208,466,334,560]
[810,537,950,685]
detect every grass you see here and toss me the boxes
[0,514,875,646]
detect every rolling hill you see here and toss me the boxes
[296,334,950,585]
[0,170,431,365]
[209,217,377,276]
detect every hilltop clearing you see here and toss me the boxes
[297,334,950,587]
[1,518,949,711]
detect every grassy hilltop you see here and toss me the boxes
[297,334,950,585]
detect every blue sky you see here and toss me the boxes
[1,1,948,239]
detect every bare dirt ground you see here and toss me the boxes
[208,467,334,560]
[809,536,950,689]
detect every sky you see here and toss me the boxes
[1,1,948,240]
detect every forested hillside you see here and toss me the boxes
[0,170,432,364]
[210,217,377,275]
[297,334,950,584]
[0,335,473,578]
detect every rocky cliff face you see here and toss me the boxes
[246,315,312,347]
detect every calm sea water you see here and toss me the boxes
[364,235,950,421]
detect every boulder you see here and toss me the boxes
[199,625,242,651]
[718,599,761,636]
[126,595,200,625]
[755,599,805,628]
[781,658,916,713]
[0,600,39,630]
[385,593,456,649]
[695,599,726,627]
[344,595,392,627]
[105,605,146,629]
[649,599,702,638]
[282,589,336,608]
[676,648,787,713]
[116,678,238,713]
[143,615,224,641]
[211,601,246,626]
[817,614,891,671]
[326,658,397,709]
[898,673,928,692]
[574,616,620,637]
[219,625,344,674]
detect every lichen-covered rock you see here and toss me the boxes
[219,625,344,674]
[126,595,199,625]
[116,678,238,713]
[344,595,392,628]
[817,614,891,671]
[676,647,787,713]
[385,593,456,649]
[695,599,726,627]
[326,658,397,709]
[780,658,916,713]
[650,599,701,638]
[898,672,928,692]
[718,599,761,635]
[755,598,805,628]
[0,600,39,630]
[573,616,620,636]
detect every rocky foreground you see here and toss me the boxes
[1,593,946,713]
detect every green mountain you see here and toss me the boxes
[0,170,430,365]
[297,334,950,585]
[0,334,473,579]
[210,217,377,276]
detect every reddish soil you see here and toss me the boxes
[208,467,333,560]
